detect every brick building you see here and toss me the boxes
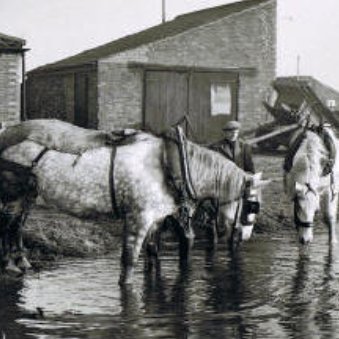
[27,0,276,143]
[0,33,27,125]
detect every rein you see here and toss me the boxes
[109,146,120,218]
[175,126,197,201]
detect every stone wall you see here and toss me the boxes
[0,53,22,124]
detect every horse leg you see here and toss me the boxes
[0,213,20,275]
[119,214,151,286]
[12,216,32,271]
[206,223,218,249]
[3,226,22,276]
[323,192,338,244]
[119,221,136,285]
[169,214,194,267]
[145,228,162,274]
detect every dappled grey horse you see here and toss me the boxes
[0,119,270,284]
[284,125,339,244]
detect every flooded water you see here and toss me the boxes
[1,226,339,339]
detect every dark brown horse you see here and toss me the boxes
[0,159,37,275]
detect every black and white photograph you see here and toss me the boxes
[1,0,339,338]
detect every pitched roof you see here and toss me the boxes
[31,0,271,72]
[0,32,25,50]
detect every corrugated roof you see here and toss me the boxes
[0,32,25,50]
[31,0,271,73]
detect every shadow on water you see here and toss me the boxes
[202,249,258,338]
[0,277,32,339]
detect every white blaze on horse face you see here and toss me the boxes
[294,182,320,224]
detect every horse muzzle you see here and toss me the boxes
[298,226,314,245]
[241,224,254,241]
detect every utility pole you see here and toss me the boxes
[297,54,300,79]
[162,0,166,23]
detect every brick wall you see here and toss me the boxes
[27,70,98,127]
[27,74,68,121]
[0,53,22,124]
[98,0,276,131]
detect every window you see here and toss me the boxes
[210,83,232,116]
[327,99,336,111]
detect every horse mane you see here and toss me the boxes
[289,130,328,185]
[186,140,246,201]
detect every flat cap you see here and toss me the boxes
[223,120,241,131]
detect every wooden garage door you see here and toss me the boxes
[74,73,89,128]
[144,71,188,134]
[144,70,238,143]
[189,72,238,143]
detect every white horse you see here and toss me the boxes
[0,120,270,284]
[284,126,339,244]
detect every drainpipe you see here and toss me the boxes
[21,49,27,121]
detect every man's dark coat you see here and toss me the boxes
[210,139,255,173]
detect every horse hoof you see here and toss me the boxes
[119,269,134,286]
[16,256,32,271]
[5,262,23,277]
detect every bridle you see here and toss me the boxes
[214,177,260,229]
[293,183,317,229]
[170,126,260,232]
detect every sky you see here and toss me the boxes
[1,0,339,89]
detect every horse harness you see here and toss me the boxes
[284,126,336,176]
[23,145,121,218]
[163,126,260,231]
[216,179,260,228]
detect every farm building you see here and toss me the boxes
[0,32,27,125]
[26,0,276,143]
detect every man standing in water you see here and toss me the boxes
[210,120,255,173]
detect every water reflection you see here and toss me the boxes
[280,244,339,338]
[1,231,339,338]
[314,245,339,338]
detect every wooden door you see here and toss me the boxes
[189,72,238,143]
[144,71,188,134]
[144,70,238,142]
[74,73,89,128]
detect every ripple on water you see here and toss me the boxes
[3,228,339,338]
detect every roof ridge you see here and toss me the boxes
[176,0,270,20]
[29,0,273,73]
